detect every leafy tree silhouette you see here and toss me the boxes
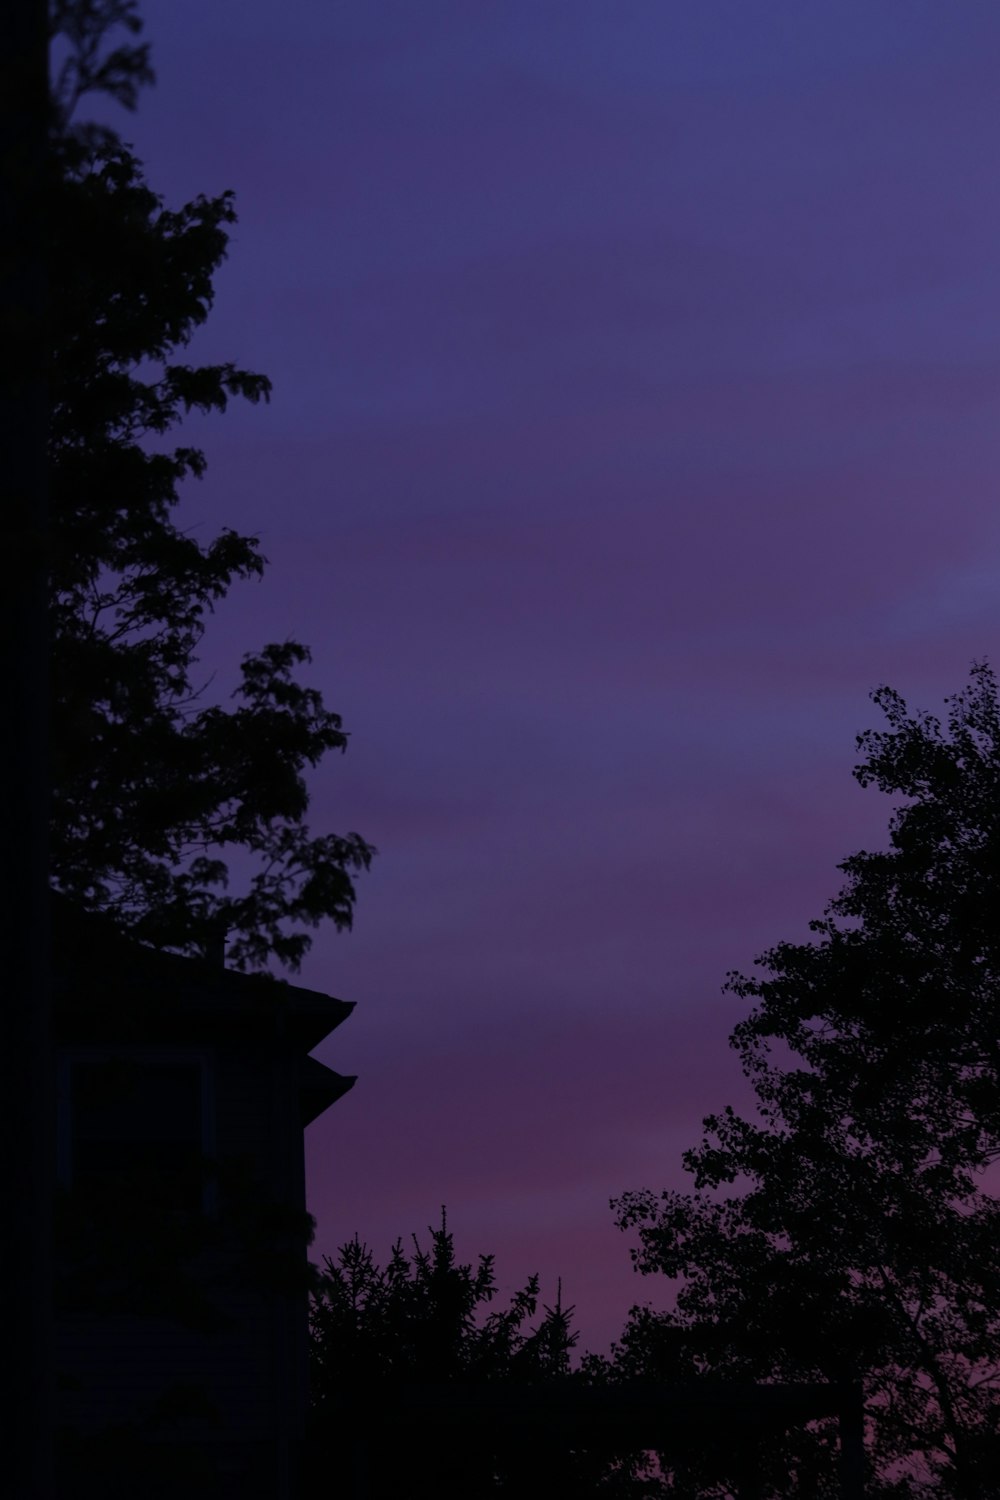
[614,663,1000,1499]
[48,0,373,971]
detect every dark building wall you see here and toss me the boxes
[51,908,353,1498]
[56,1036,311,1428]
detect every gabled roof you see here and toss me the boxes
[52,895,354,1052]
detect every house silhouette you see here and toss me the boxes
[52,899,354,1499]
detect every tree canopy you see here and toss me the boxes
[48,0,373,970]
[309,1212,578,1394]
[308,1215,677,1497]
[308,1215,589,1498]
[613,663,1000,1498]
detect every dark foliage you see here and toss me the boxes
[613,664,1000,1498]
[310,1212,577,1393]
[308,1215,664,1497]
[48,0,373,970]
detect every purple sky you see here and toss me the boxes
[111,0,1000,1354]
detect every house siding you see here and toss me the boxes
[52,909,352,1498]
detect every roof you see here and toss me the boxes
[51,896,354,1051]
[300,1055,356,1125]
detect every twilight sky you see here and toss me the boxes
[111,0,1000,1354]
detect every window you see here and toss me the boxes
[63,1053,213,1218]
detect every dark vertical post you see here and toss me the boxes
[839,1382,865,1500]
[0,1,52,1496]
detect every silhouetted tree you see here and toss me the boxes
[310,1212,576,1394]
[47,0,373,970]
[309,1214,662,1497]
[614,663,1000,1498]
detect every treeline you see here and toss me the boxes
[308,1215,661,1497]
[308,666,1000,1498]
